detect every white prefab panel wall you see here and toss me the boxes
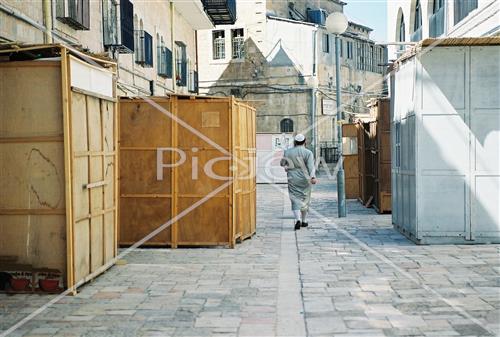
[470,46,500,237]
[392,58,417,236]
[393,44,500,243]
[418,47,471,240]
[70,58,114,98]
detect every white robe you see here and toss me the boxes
[280,145,316,211]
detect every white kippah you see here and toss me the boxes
[294,133,305,142]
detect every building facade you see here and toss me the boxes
[0,0,231,96]
[387,0,500,60]
[197,0,387,156]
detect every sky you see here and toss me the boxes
[344,0,388,42]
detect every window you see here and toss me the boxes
[231,29,245,59]
[429,0,445,37]
[398,13,406,52]
[157,38,172,78]
[212,30,225,60]
[175,41,187,86]
[454,0,478,24]
[280,119,294,133]
[346,41,353,59]
[414,0,422,32]
[322,33,330,53]
[56,0,90,30]
[411,0,423,41]
[103,0,134,53]
[433,0,444,13]
[135,28,153,67]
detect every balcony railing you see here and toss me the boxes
[201,0,236,25]
[410,27,423,42]
[429,7,445,38]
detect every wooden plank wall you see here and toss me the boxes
[119,98,173,246]
[373,98,392,213]
[0,52,118,290]
[233,101,257,242]
[175,97,232,247]
[357,122,374,204]
[0,62,67,275]
[342,123,359,199]
[119,96,256,248]
[66,53,118,287]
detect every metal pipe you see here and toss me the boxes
[170,1,176,92]
[310,29,318,157]
[335,34,347,218]
[311,87,316,156]
[42,0,53,43]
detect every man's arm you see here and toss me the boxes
[306,151,317,184]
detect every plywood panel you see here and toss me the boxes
[176,99,230,149]
[119,198,172,245]
[73,219,90,282]
[104,212,115,262]
[177,197,230,244]
[90,215,104,272]
[120,99,172,148]
[0,62,62,137]
[344,154,359,199]
[0,143,65,209]
[0,215,66,271]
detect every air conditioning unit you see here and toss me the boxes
[306,9,327,26]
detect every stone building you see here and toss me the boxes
[197,0,387,157]
[0,0,234,96]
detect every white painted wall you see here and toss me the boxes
[197,0,267,93]
[387,0,499,60]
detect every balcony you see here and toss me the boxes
[410,27,423,42]
[429,7,445,38]
[172,0,214,29]
[201,0,237,25]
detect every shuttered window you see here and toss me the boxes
[56,0,90,30]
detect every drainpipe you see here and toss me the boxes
[310,28,318,157]
[42,0,53,43]
[170,1,176,92]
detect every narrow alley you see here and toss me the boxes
[1,178,498,337]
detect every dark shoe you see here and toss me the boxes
[294,220,301,230]
[301,222,309,228]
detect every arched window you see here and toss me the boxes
[280,118,294,133]
[433,0,444,13]
[414,0,422,31]
[398,13,405,42]
[411,0,422,41]
[429,0,445,37]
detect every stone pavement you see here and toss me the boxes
[1,178,499,337]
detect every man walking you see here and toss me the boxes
[280,134,317,230]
